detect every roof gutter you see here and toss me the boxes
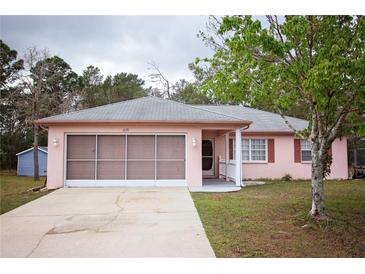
[221,123,250,136]
[34,119,252,127]
[239,124,250,131]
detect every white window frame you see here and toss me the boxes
[300,139,312,163]
[233,138,268,163]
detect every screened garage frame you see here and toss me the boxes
[64,133,187,187]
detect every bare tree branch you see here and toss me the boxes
[147,61,171,98]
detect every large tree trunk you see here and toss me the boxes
[310,140,326,218]
[33,124,39,181]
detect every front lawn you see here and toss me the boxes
[191,180,365,257]
[0,175,53,214]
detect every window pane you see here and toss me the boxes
[202,157,213,170]
[202,140,213,156]
[67,161,95,179]
[301,151,312,161]
[252,139,265,145]
[252,150,266,161]
[157,136,185,159]
[252,155,264,161]
[157,161,185,179]
[67,135,96,159]
[126,160,155,179]
[301,140,312,150]
[250,139,266,161]
[301,140,312,161]
[97,161,125,179]
[127,135,155,159]
[242,139,249,148]
[241,139,249,160]
[242,151,250,161]
[97,135,125,159]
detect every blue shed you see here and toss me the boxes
[16,147,48,176]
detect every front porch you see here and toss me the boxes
[190,128,245,192]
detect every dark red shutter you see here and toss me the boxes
[268,139,275,163]
[294,139,301,163]
[229,139,233,160]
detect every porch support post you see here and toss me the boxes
[235,128,242,187]
[225,133,230,181]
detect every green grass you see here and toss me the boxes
[0,175,53,214]
[191,180,365,258]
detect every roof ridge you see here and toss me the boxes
[239,105,308,122]
[192,104,243,120]
[195,104,308,122]
[155,97,244,121]
[38,96,149,120]
[38,96,250,123]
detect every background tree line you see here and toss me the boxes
[0,40,212,174]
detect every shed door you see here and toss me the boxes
[66,134,185,184]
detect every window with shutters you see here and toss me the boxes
[233,138,267,162]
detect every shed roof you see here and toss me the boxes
[16,146,48,156]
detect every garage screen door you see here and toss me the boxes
[66,135,185,180]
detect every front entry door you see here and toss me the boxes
[202,139,214,176]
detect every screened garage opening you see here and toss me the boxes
[65,134,186,187]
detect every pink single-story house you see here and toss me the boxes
[36,96,348,189]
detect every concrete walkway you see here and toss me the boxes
[0,188,215,258]
[189,179,241,192]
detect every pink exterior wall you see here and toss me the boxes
[47,125,348,189]
[214,134,348,180]
[46,125,207,189]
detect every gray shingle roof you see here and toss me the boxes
[38,96,246,124]
[194,105,308,132]
[38,96,308,132]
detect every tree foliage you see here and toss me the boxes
[29,55,80,116]
[193,15,365,218]
[0,40,24,89]
[171,79,213,104]
[79,67,147,108]
[0,40,25,170]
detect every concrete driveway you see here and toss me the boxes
[0,188,215,258]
